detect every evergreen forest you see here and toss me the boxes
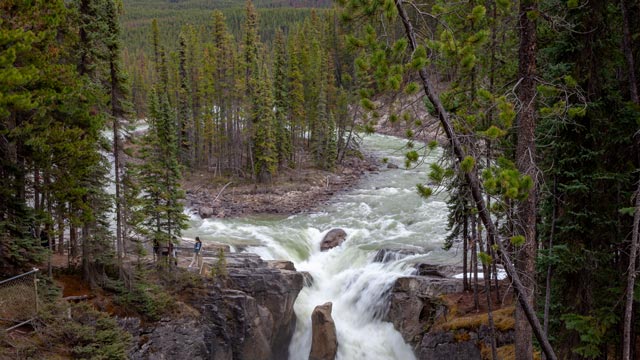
[1,0,640,359]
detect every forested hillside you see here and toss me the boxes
[2,0,640,359]
[337,0,640,358]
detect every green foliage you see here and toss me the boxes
[510,235,525,246]
[405,150,419,164]
[481,162,532,201]
[211,248,228,279]
[618,207,635,216]
[460,156,475,173]
[428,163,446,184]
[113,278,175,321]
[0,0,115,275]
[42,302,132,359]
[561,312,618,358]
[416,184,433,199]
[478,251,492,266]
[136,87,188,243]
[534,0,640,355]
[479,125,507,139]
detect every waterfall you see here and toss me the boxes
[185,134,458,360]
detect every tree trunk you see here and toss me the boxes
[57,212,64,255]
[393,2,556,358]
[463,215,469,291]
[621,0,638,357]
[472,215,479,310]
[113,107,123,270]
[620,0,638,105]
[623,181,640,360]
[70,220,77,259]
[483,258,499,360]
[543,176,557,338]
[515,0,538,358]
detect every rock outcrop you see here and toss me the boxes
[419,332,481,360]
[384,273,462,345]
[309,302,338,360]
[384,263,515,360]
[126,253,303,360]
[418,325,514,360]
[320,229,347,251]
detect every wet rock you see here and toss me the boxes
[309,302,338,360]
[267,260,297,271]
[387,163,399,169]
[199,206,215,219]
[320,229,347,251]
[301,271,314,287]
[413,263,459,278]
[373,248,419,263]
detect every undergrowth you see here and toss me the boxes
[439,306,515,332]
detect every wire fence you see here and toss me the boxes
[0,268,39,331]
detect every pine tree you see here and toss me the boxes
[137,87,188,251]
[177,30,193,165]
[251,69,278,183]
[1,0,111,278]
[273,29,292,168]
[287,37,306,168]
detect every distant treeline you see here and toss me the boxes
[122,0,333,53]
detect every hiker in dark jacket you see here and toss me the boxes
[189,237,202,268]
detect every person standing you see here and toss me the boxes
[189,237,202,268]
[168,241,177,266]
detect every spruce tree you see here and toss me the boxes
[251,69,278,183]
[137,87,188,252]
[273,29,293,168]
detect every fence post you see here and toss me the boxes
[33,268,39,314]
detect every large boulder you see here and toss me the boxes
[384,272,463,346]
[199,206,215,219]
[309,302,338,360]
[320,229,347,251]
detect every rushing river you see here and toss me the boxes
[184,134,460,360]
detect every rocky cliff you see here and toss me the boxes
[383,263,515,360]
[124,253,303,360]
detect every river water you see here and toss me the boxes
[184,134,460,360]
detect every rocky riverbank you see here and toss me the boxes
[183,155,378,218]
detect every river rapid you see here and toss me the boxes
[184,134,460,360]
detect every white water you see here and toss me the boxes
[184,134,460,360]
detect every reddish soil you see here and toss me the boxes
[444,283,515,317]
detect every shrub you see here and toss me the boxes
[42,302,132,359]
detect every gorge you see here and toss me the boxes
[182,134,464,359]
